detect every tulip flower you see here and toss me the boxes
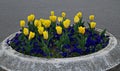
[56,26,62,35]
[58,17,63,22]
[38,20,42,27]
[34,19,39,27]
[61,12,66,18]
[76,12,82,18]
[90,22,96,29]
[43,20,51,28]
[63,19,71,28]
[89,15,95,21]
[27,14,35,22]
[74,16,80,24]
[38,26,44,35]
[50,11,55,16]
[49,16,57,22]
[43,31,48,40]
[78,26,85,34]
[23,28,29,36]
[20,20,25,27]
[28,31,35,40]
[39,18,45,23]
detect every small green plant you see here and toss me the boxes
[7,11,109,58]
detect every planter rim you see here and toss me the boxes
[0,29,117,63]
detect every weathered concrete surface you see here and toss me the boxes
[0,30,120,71]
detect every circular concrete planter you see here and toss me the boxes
[0,29,120,71]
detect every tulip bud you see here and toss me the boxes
[23,28,29,36]
[28,31,35,40]
[20,20,25,27]
[56,26,62,35]
[63,19,71,28]
[76,12,82,18]
[43,20,51,28]
[34,19,39,27]
[89,15,95,21]
[27,14,35,22]
[38,26,44,35]
[90,22,96,29]
[43,31,48,40]
[49,16,57,22]
[74,16,80,24]
[61,12,66,18]
[50,11,55,16]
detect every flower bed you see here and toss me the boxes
[7,11,109,58]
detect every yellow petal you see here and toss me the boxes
[28,31,35,40]
[76,12,82,18]
[49,16,57,22]
[61,12,66,18]
[63,19,71,28]
[58,17,63,22]
[56,26,62,35]
[90,22,96,28]
[89,15,95,21]
[51,11,55,16]
[30,14,35,21]
[23,28,29,36]
[27,15,32,22]
[43,20,51,28]
[43,31,48,40]
[38,26,44,35]
[34,19,39,27]
[27,14,35,22]
[74,16,80,24]
[78,26,85,34]
[20,20,25,27]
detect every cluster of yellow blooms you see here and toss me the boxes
[20,11,96,40]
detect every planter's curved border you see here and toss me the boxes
[0,29,120,71]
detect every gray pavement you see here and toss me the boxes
[0,0,120,42]
[0,0,120,70]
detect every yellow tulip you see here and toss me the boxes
[51,11,55,16]
[58,17,63,22]
[27,15,31,22]
[34,19,39,27]
[38,26,44,35]
[28,31,35,40]
[56,26,62,35]
[27,14,35,22]
[61,12,66,18]
[23,28,29,36]
[30,14,35,21]
[74,16,80,23]
[38,20,42,27]
[49,16,57,22]
[90,22,96,29]
[89,15,95,21]
[20,20,25,27]
[78,26,85,34]
[43,31,48,40]
[39,18,45,23]
[76,12,82,18]
[43,20,51,28]
[63,19,71,28]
